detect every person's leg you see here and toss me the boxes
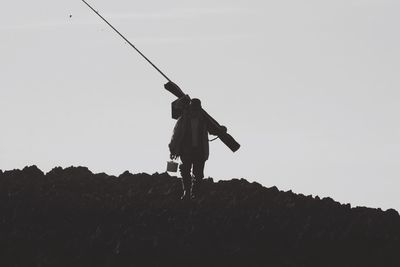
[179,155,193,200]
[191,158,205,199]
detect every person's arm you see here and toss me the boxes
[169,116,184,159]
[205,114,227,136]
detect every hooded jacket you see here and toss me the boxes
[169,109,218,161]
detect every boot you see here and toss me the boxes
[190,178,201,199]
[181,176,191,200]
[180,190,189,200]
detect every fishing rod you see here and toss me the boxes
[81,0,241,152]
[81,0,172,82]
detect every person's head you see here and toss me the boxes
[189,98,202,116]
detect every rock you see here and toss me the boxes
[386,208,400,218]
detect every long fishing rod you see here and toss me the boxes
[81,0,241,152]
[81,0,172,82]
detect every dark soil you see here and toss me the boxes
[0,166,399,266]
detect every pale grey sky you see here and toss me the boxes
[1,0,399,210]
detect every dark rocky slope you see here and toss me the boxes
[0,166,399,266]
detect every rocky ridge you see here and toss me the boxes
[0,166,399,266]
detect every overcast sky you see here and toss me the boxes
[1,0,399,210]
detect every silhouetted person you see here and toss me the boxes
[169,97,226,200]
